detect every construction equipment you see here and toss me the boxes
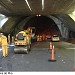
[14,27,33,54]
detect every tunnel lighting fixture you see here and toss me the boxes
[36,14,39,16]
[7,0,13,4]
[72,10,75,15]
[39,14,41,16]
[36,14,41,17]
[0,14,5,17]
[0,14,8,28]
[42,0,44,10]
[25,0,32,11]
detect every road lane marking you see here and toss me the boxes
[66,48,75,49]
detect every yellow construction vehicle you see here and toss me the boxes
[14,28,32,54]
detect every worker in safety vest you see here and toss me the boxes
[12,36,14,43]
[37,35,39,41]
[39,35,42,41]
[1,33,8,57]
[0,33,2,45]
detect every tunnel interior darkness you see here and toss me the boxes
[23,16,61,36]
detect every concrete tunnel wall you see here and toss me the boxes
[0,14,75,39]
[53,14,75,38]
[0,16,25,34]
[12,16,61,36]
[49,16,69,38]
[13,15,68,39]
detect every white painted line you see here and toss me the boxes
[66,48,75,49]
[9,45,14,46]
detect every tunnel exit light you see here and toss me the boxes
[42,0,44,10]
[25,0,32,11]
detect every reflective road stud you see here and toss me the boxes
[48,45,56,62]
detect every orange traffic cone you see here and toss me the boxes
[50,42,53,50]
[48,45,56,62]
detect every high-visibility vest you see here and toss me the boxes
[1,35,8,46]
[0,37,2,44]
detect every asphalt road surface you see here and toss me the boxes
[0,41,75,71]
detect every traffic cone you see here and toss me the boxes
[49,42,53,53]
[50,42,53,50]
[48,45,56,62]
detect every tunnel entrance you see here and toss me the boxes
[23,16,61,36]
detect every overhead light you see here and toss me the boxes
[0,14,8,28]
[25,0,32,11]
[42,0,44,10]
[72,10,75,15]
[36,14,39,16]
[36,14,41,17]
[39,14,41,16]
[7,0,13,4]
[0,14,5,17]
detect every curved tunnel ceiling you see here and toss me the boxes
[0,0,75,35]
[53,14,75,31]
[0,0,75,16]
